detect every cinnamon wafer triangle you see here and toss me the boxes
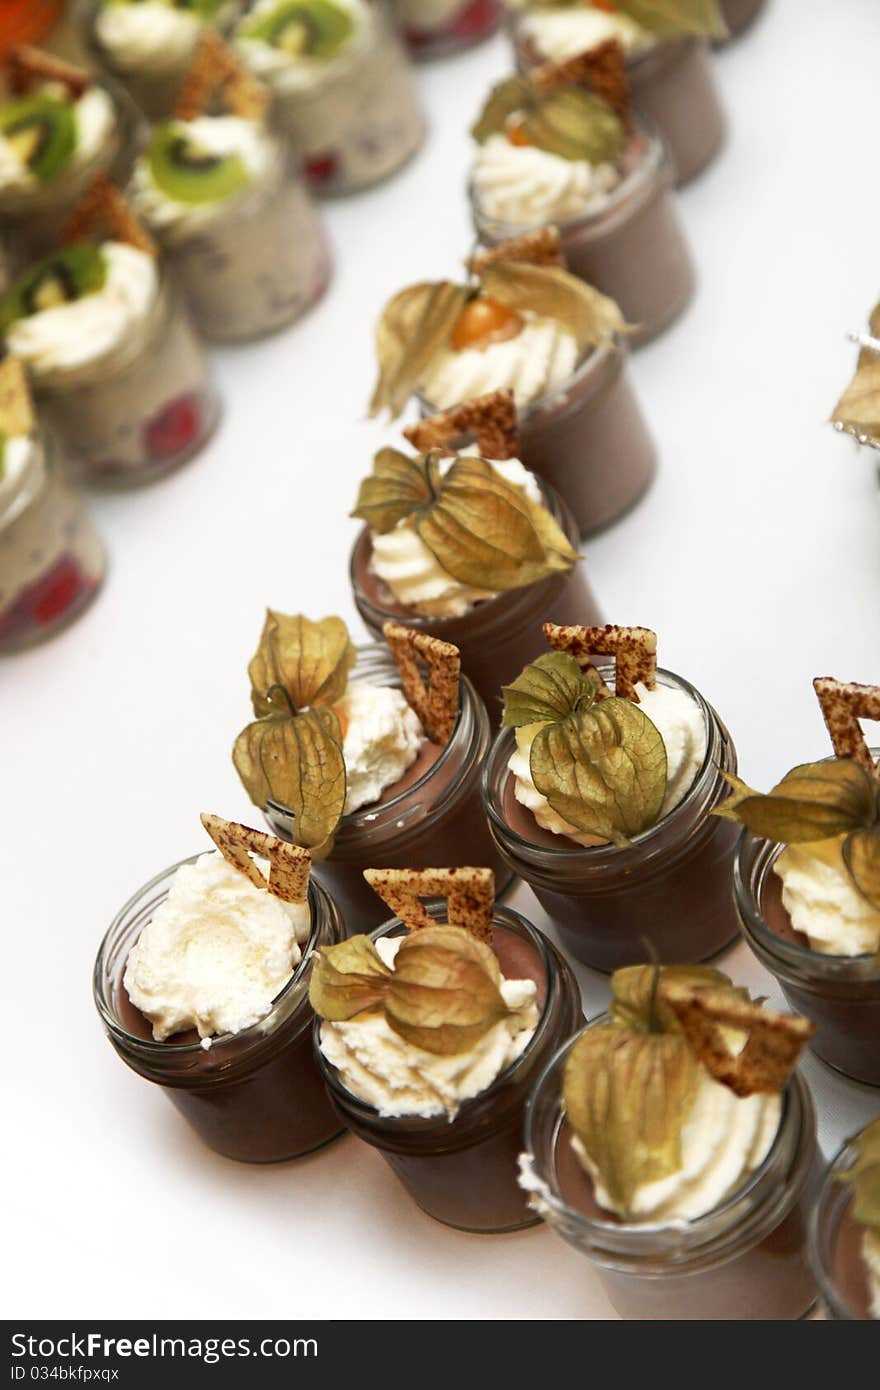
[363,867,495,945]
[201,813,311,903]
[814,676,880,776]
[404,389,519,461]
[63,175,156,256]
[383,621,460,745]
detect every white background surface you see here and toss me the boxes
[4,0,880,1321]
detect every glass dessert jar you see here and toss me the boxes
[718,0,765,39]
[94,857,346,1162]
[627,38,725,186]
[395,0,503,59]
[314,901,583,1232]
[0,426,104,652]
[809,1134,878,1320]
[265,644,514,933]
[734,831,880,1087]
[234,0,425,195]
[470,129,694,347]
[521,1025,820,1319]
[351,480,603,713]
[482,665,740,971]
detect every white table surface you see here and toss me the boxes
[4,0,880,1322]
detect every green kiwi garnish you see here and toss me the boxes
[0,246,108,334]
[241,0,355,61]
[0,96,76,184]
[147,123,251,205]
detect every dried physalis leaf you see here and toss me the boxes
[480,261,625,353]
[350,446,436,534]
[614,0,726,39]
[841,829,880,912]
[199,813,311,901]
[386,926,511,1055]
[0,357,34,439]
[308,935,393,1021]
[363,866,495,946]
[63,175,156,257]
[832,311,880,450]
[813,676,880,776]
[247,610,355,717]
[713,760,877,843]
[835,1118,880,1232]
[502,651,598,727]
[471,74,534,145]
[6,45,91,97]
[610,962,740,1034]
[403,389,519,462]
[175,30,269,121]
[544,623,657,700]
[233,705,346,858]
[469,228,565,274]
[531,41,630,125]
[662,985,814,1097]
[472,72,626,166]
[370,281,470,418]
[383,622,460,745]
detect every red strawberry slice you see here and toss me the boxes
[449,0,500,39]
[305,152,339,186]
[29,555,85,625]
[144,393,201,462]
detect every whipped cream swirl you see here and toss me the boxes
[235,0,371,95]
[0,87,115,195]
[419,311,579,412]
[473,133,620,228]
[773,837,880,957]
[130,115,277,236]
[336,680,424,814]
[94,1,213,74]
[516,5,654,64]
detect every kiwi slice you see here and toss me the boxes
[0,245,108,335]
[147,123,251,205]
[243,0,355,61]
[0,96,76,184]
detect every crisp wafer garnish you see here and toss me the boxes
[544,623,657,701]
[200,812,311,902]
[0,357,34,438]
[383,621,460,745]
[531,40,630,123]
[63,175,156,256]
[403,389,519,461]
[814,676,880,776]
[5,45,91,98]
[175,30,268,122]
[662,985,814,1097]
[362,867,495,945]
[468,228,565,275]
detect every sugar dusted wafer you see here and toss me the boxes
[175,30,268,122]
[544,623,657,701]
[531,40,630,122]
[813,676,880,775]
[383,621,460,745]
[200,813,311,902]
[662,984,814,1098]
[363,867,495,945]
[0,358,34,438]
[63,175,156,257]
[5,45,91,98]
[468,228,565,275]
[404,389,519,461]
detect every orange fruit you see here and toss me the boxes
[451,296,524,351]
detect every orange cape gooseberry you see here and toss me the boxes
[451,296,524,352]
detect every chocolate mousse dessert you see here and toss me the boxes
[232,610,513,931]
[0,45,141,270]
[0,176,218,486]
[0,356,105,651]
[519,962,819,1318]
[483,623,741,970]
[351,392,606,710]
[509,1,727,185]
[312,866,582,1231]
[831,303,880,457]
[369,232,657,533]
[469,48,695,343]
[233,0,425,195]
[93,813,347,1162]
[729,675,880,1086]
[129,33,329,342]
[395,0,503,58]
[811,1118,880,1320]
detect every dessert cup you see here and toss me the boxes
[482,664,740,971]
[627,38,725,186]
[470,129,694,346]
[264,644,514,932]
[809,1137,876,1320]
[314,901,583,1232]
[351,479,603,714]
[418,343,655,536]
[734,829,880,1087]
[137,141,330,344]
[718,0,765,39]
[28,270,219,487]
[396,0,503,59]
[238,0,425,196]
[0,427,104,653]
[94,857,346,1162]
[521,1022,820,1319]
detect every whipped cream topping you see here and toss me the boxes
[773,837,880,957]
[419,311,579,413]
[864,1229,880,1319]
[94,1,209,74]
[318,934,539,1118]
[517,5,654,64]
[573,1065,780,1223]
[473,132,620,229]
[235,0,371,95]
[0,86,115,194]
[0,434,38,511]
[369,454,544,618]
[337,680,424,814]
[123,849,311,1043]
[130,115,277,235]
[5,241,158,382]
[510,679,707,846]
